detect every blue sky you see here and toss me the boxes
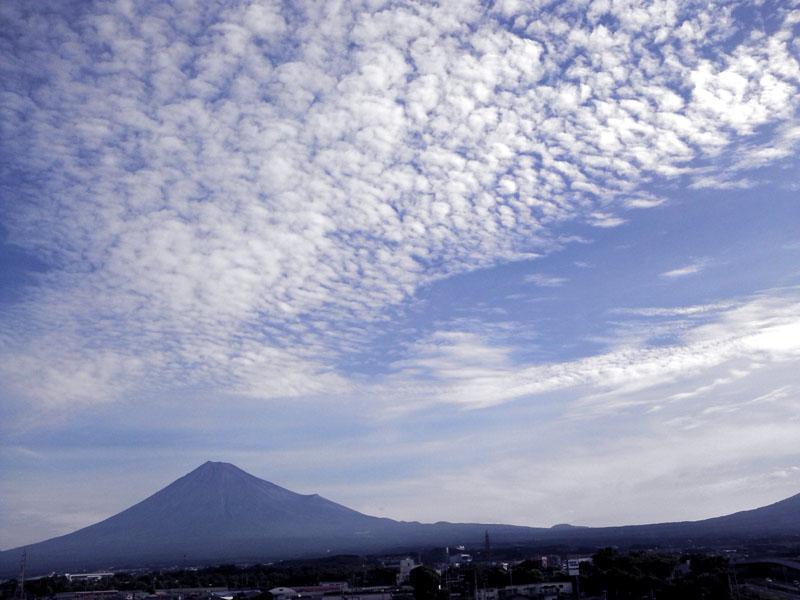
[1,0,800,549]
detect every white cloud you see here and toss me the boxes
[624,197,666,209]
[660,260,709,279]
[615,302,734,317]
[524,273,568,287]
[0,0,798,414]
[377,288,800,412]
[588,212,628,228]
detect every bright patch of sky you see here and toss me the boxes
[1,0,799,548]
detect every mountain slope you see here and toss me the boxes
[75,460,386,540]
[2,462,799,575]
[534,492,800,544]
[0,462,536,574]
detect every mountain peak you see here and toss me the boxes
[0,461,390,575]
[195,460,242,472]
[184,461,258,482]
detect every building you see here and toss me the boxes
[153,588,230,600]
[476,582,573,600]
[292,583,349,598]
[54,592,122,600]
[325,591,393,600]
[448,554,472,566]
[398,558,418,584]
[564,557,592,576]
[65,573,115,582]
[268,588,298,600]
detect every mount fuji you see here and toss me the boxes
[0,462,534,574]
[2,461,799,576]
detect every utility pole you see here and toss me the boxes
[15,550,26,600]
[728,566,741,600]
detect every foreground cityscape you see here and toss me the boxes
[4,542,800,600]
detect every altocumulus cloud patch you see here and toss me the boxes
[0,0,798,410]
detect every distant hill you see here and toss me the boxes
[553,490,800,544]
[2,461,799,575]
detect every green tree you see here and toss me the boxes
[409,566,441,600]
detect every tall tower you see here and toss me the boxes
[484,529,491,563]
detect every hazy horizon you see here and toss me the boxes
[1,1,799,549]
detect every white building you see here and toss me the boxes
[476,582,573,600]
[398,558,418,583]
[65,573,114,582]
[269,587,298,600]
